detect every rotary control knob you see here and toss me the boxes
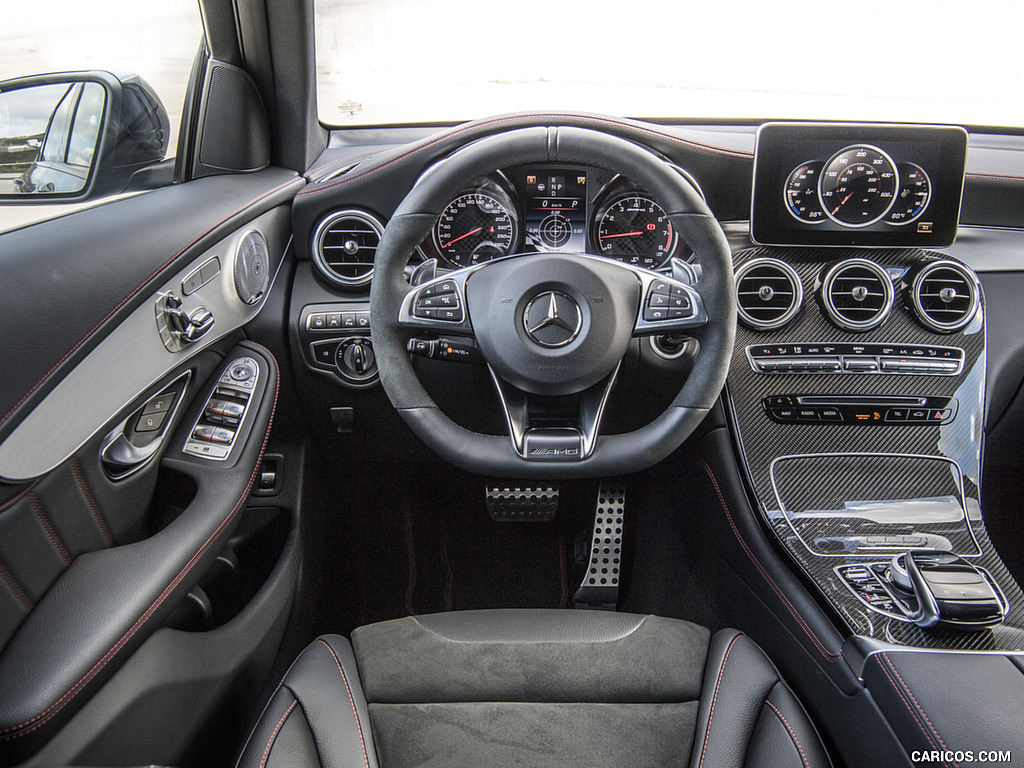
[334,338,377,385]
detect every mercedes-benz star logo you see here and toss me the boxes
[523,291,582,348]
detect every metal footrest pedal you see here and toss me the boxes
[574,481,625,610]
[485,483,559,522]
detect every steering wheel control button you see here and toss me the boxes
[638,277,700,329]
[411,282,464,323]
[524,291,582,348]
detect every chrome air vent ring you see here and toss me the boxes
[312,209,384,288]
[735,257,804,330]
[820,258,894,332]
[910,260,980,333]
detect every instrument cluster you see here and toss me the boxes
[417,164,697,271]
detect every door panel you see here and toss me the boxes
[0,168,301,764]
[0,168,300,449]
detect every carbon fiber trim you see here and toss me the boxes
[726,246,1024,651]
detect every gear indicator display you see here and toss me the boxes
[523,171,587,253]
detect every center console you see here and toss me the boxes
[726,123,1024,653]
[726,244,1024,650]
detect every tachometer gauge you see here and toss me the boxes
[784,161,825,223]
[886,163,931,225]
[434,192,517,267]
[594,195,676,269]
[819,145,898,227]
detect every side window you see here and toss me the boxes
[39,86,77,163]
[66,83,106,168]
[0,3,204,232]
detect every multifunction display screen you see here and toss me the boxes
[751,123,967,247]
[522,170,588,253]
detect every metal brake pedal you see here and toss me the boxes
[574,481,625,610]
[485,483,559,522]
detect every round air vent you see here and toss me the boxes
[234,229,270,305]
[909,260,980,333]
[820,258,894,332]
[735,257,804,330]
[312,210,384,288]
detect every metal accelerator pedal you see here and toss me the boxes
[574,481,625,610]
[485,483,559,522]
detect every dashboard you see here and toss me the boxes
[289,116,1024,655]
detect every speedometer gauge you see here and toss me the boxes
[594,195,676,269]
[819,145,898,227]
[434,192,517,267]
[886,163,931,224]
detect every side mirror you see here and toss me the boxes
[0,70,170,203]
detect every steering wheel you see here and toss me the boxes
[371,126,735,478]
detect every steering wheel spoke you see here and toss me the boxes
[488,363,620,462]
[398,272,475,337]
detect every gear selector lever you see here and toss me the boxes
[887,551,1004,629]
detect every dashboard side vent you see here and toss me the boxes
[735,258,804,330]
[821,258,894,332]
[910,261,979,333]
[312,210,384,288]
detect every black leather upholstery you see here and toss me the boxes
[237,610,831,768]
[863,649,1024,765]
[0,343,279,762]
[691,630,832,768]
[237,635,378,768]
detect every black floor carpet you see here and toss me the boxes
[309,466,607,637]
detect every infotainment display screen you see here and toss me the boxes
[751,123,967,247]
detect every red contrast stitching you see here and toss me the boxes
[258,698,297,768]
[764,699,812,768]
[0,177,299,431]
[70,457,113,548]
[0,351,279,742]
[699,461,841,662]
[0,479,39,514]
[873,655,951,767]
[697,633,741,768]
[881,653,956,766]
[965,172,1024,183]
[316,639,372,768]
[297,113,751,200]
[0,559,33,613]
[28,492,71,566]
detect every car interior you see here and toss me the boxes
[2,1,1024,767]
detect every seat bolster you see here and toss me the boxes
[236,635,379,768]
[236,687,319,768]
[689,630,832,768]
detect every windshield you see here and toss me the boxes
[315,0,1024,129]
